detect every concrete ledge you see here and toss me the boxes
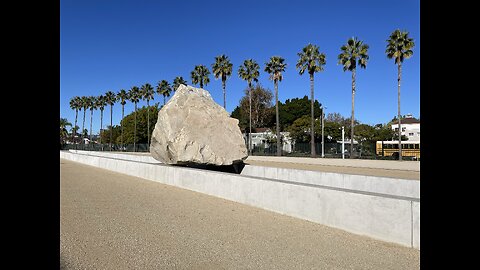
[60,150,420,249]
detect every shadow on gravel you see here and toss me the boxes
[172,161,245,174]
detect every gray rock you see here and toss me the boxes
[150,84,248,165]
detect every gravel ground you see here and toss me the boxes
[60,159,419,270]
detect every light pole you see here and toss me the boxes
[342,126,345,159]
[321,106,326,158]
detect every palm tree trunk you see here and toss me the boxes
[398,63,402,161]
[100,110,103,149]
[249,82,252,156]
[89,109,93,144]
[110,105,113,151]
[73,109,78,144]
[222,79,226,109]
[200,81,203,88]
[310,73,316,158]
[163,95,166,106]
[82,109,86,144]
[121,104,124,151]
[134,103,137,152]
[275,80,281,156]
[147,99,150,146]
[350,69,356,159]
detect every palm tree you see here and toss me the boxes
[60,118,72,144]
[265,56,287,156]
[140,84,154,145]
[80,96,89,144]
[95,95,106,145]
[157,80,172,106]
[69,96,81,144]
[104,91,117,150]
[238,59,260,155]
[173,76,187,91]
[190,65,210,88]
[296,43,327,158]
[88,96,97,143]
[128,86,140,152]
[117,89,129,150]
[386,29,415,161]
[212,54,233,110]
[338,37,369,159]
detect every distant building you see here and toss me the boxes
[391,114,420,141]
[243,128,293,153]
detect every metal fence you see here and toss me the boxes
[61,141,419,161]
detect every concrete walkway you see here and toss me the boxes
[61,158,419,269]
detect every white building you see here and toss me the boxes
[244,128,293,153]
[391,114,420,141]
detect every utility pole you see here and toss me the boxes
[342,126,345,159]
[321,106,326,158]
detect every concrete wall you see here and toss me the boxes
[60,150,420,249]
[240,165,419,199]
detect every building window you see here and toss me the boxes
[409,133,414,136]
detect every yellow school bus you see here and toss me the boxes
[376,140,420,160]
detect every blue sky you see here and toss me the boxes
[60,0,420,134]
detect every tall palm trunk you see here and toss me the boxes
[73,109,78,144]
[310,73,316,157]
[200,82,203,88]
[100,110,103,145]
[121,104,124,151]
[397,63,402,161]
[110,105,113,151]
[275,80,281,156]
[222,79,226,109]
[82,109,86,144]
[147,99,150,146]
[133,103,137,152]
[89,109,93,144]
[350,69,356,159]
[248,82,252,156]
[163,95,166,106]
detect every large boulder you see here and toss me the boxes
[150,84,248,165]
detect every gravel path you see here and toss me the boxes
[60,158,419,269]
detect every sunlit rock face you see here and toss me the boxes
[150,84,248,165]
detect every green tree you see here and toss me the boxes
[95,95,106,144]
[296,43,327,157]
[278,96,322,130]
[117,89,129,149]
[140,83,154,145]
[69,96,81,144]
[212,54,233,110]
[172,76,187,91]
[386,29,415,161]
[338,37,369,158]
[60,117,72,144]
[190,65,210,88]
[287,115,321,143]
[157,80,172,106]
[265,56,287,156]
[238,59,260,155]
[105,91,117,150]
[128,86,140,151]
[100,125,122,145]
[120,104,161,144]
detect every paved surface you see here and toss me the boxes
[60,159,419,269]
[244,160,420,180]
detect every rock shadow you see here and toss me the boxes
[173,161,245,174]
